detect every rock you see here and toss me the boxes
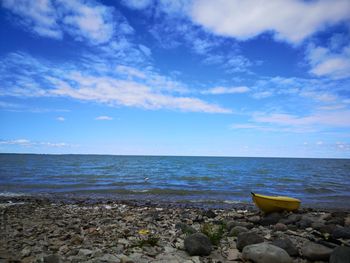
[274,223,288,232]
[229,226,248,236]
[99,254,120,262]
[280,213,301,225]
[237,231,264,251]
[184,233,212,256]
[242,243,292,263]
[226,248,240,261]
[301,241,332,261]
[330,246,350,263]
[297,216,313,229]
[175,222,197,235]
[260,212,283,226]
[43,254,61,263]
[345,216,350,227]
[332,227,350,239]
[226,220,254,230]
[77,249,93,257]
[272,238,299,256]
[203,210,216,218]
[70,234,83,245]
[21,247,31,258]
[247,215,261,224]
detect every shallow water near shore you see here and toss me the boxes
[1,153,349,209]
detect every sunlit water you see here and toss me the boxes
[0,154,349,208]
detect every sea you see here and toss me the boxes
[0,153,349,209]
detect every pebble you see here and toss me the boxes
[301,241,333,261]
[242,243,292,263]
[237,231,264,251]
[272,237,299,257]
[184,233,212,256]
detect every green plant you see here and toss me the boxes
[201,223,225,246]
[133,235,159,247]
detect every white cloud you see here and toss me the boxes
[253,111,350,127]
[50,74,231,113]
[202,86,250,95]
[56,116,65,121]
[190,0,350,43]
[95,116,113,121]
[307,44,350,79]
[2,0,62,38]
[121,0,154,10]
[0,139,69,147]
[2,0,118,44]
[0,53,232,114]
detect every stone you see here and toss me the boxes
[99,254,120,262]
[43,254,61,263]
[242,243,292,263]
[236,231,264,251]
[332,227,350,239]
[301,241,332,261]
[260,212,283,226]
[330,246,350,263]
[274,223,288,232]
[21,247,31,258]
[203,210,216,218]
[345,216,350,227]
[229,226,248,236]
[297,216,313,229]
[272,238,299,257]
[226,248,240,261]
[184,233,212,256]
[280,214,301,225]
[78,249,93,257]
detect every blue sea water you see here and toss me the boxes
[0,154,349,208]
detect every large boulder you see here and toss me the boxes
[242,243,292,263]
[301,241,332,261]
[184,233,212,256]
[237,231,264,251]
[272,237,299,257]
[330,246,350,263]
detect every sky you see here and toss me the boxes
[0,0,350,158]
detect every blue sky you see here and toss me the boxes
[0,0,350,158]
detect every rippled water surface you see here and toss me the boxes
[1,154,349,208]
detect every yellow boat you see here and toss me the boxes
[251,192,301,213]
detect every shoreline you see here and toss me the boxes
[1,193,350,212]
[1,195,350,262]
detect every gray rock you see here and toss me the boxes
[301,241,332,261]
[332,227,350,239]
[99,254,120,262]
[237,231,264,251]
[78,249,93,257]
[297,216,313,229]
[260,212,283,226]
[21,247,31,258]
[330,246,350,263]
[203,210,216,218]
[242,243,292,263]
[280,213,301,225]
[44,254,61,263]
[229,226,248,236]
[274,223,288,232]
[272,237,299,256]
[184,233,212,256]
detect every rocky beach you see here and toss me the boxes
[1,196,350,263]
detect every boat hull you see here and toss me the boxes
[251,192,301,213]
